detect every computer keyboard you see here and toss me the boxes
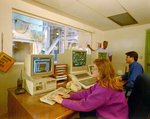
[40,87,71,105]
[75,73,90,79]
[79,78,96,86]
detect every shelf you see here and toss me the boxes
[53,64,68,88]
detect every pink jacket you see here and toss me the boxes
[62,82,129,119]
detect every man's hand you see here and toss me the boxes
[117,76,122,81]
[87,44,95,51]
[87,44,90,48]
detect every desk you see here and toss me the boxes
[7,87,77,119]
[7,80,126,119]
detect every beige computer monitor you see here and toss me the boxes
[57,49,88,74]
[91,51,107,64]
[24,54,54,77]
[88,64,94,75]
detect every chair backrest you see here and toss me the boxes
[128,74,150,119]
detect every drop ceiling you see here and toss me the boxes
[21,0,150,31]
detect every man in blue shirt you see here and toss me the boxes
[118,51,145,90]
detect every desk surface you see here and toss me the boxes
[7,87,77,119]
[7,80,126,119]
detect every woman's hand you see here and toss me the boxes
[57,92,70,99]
[51,92,70,104]
[52,94,63,104]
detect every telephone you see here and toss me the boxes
[66,81,82,92]
[15,70,25,95]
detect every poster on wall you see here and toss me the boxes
[0,52,16,73]
[96,42,102,50]
[0,32,16,73]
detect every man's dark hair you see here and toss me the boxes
[103,41,108,45]
[125,51,138,61]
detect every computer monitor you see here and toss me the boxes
[88,65,94,75]
[57,49,87,74]
[24,54,54,77]
[91,51,107,64]
[98,52,107,59]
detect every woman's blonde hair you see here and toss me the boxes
[94,58,123,91]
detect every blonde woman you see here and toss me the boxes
[52,58,129,119]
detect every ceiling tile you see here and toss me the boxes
[61,1,104,20]
[34,0,76,9]
[87,17,121,31]
[128,6,150,24]
[78,0,126,17]
[117,0,150,10]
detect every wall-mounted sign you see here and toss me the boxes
[96,42,102,50]
[0,52,16,73]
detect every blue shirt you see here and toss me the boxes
[122,61,145,88]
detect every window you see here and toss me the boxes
[12,12,92,62]
[43,22,64,62]
[66,27,78,50]
[66,28,92,55]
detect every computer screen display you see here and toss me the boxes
[88,65,94,75]
[33,57,52,73]
[24,54,54,77]
[72,51,86,67]
[98,52,107,59]
[91,51,107,64]
[57,49,88,73]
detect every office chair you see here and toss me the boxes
[128,74,150,119]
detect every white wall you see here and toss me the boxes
[0,0,103,116]
[103,24,150,73]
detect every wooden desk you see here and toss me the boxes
[7,87,77,119]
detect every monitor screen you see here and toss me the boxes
[57,49,88,73]
[33,57,52,73]
[91,51,107,64]
[88,65,94,75]
[24,54,54,77]
[98,52,107,59]
[72,51,86,67]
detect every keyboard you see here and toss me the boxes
[75,73,90,79]
[79,78,96,86]
[40,87,71,105]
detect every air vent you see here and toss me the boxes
[108,12,138,26]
